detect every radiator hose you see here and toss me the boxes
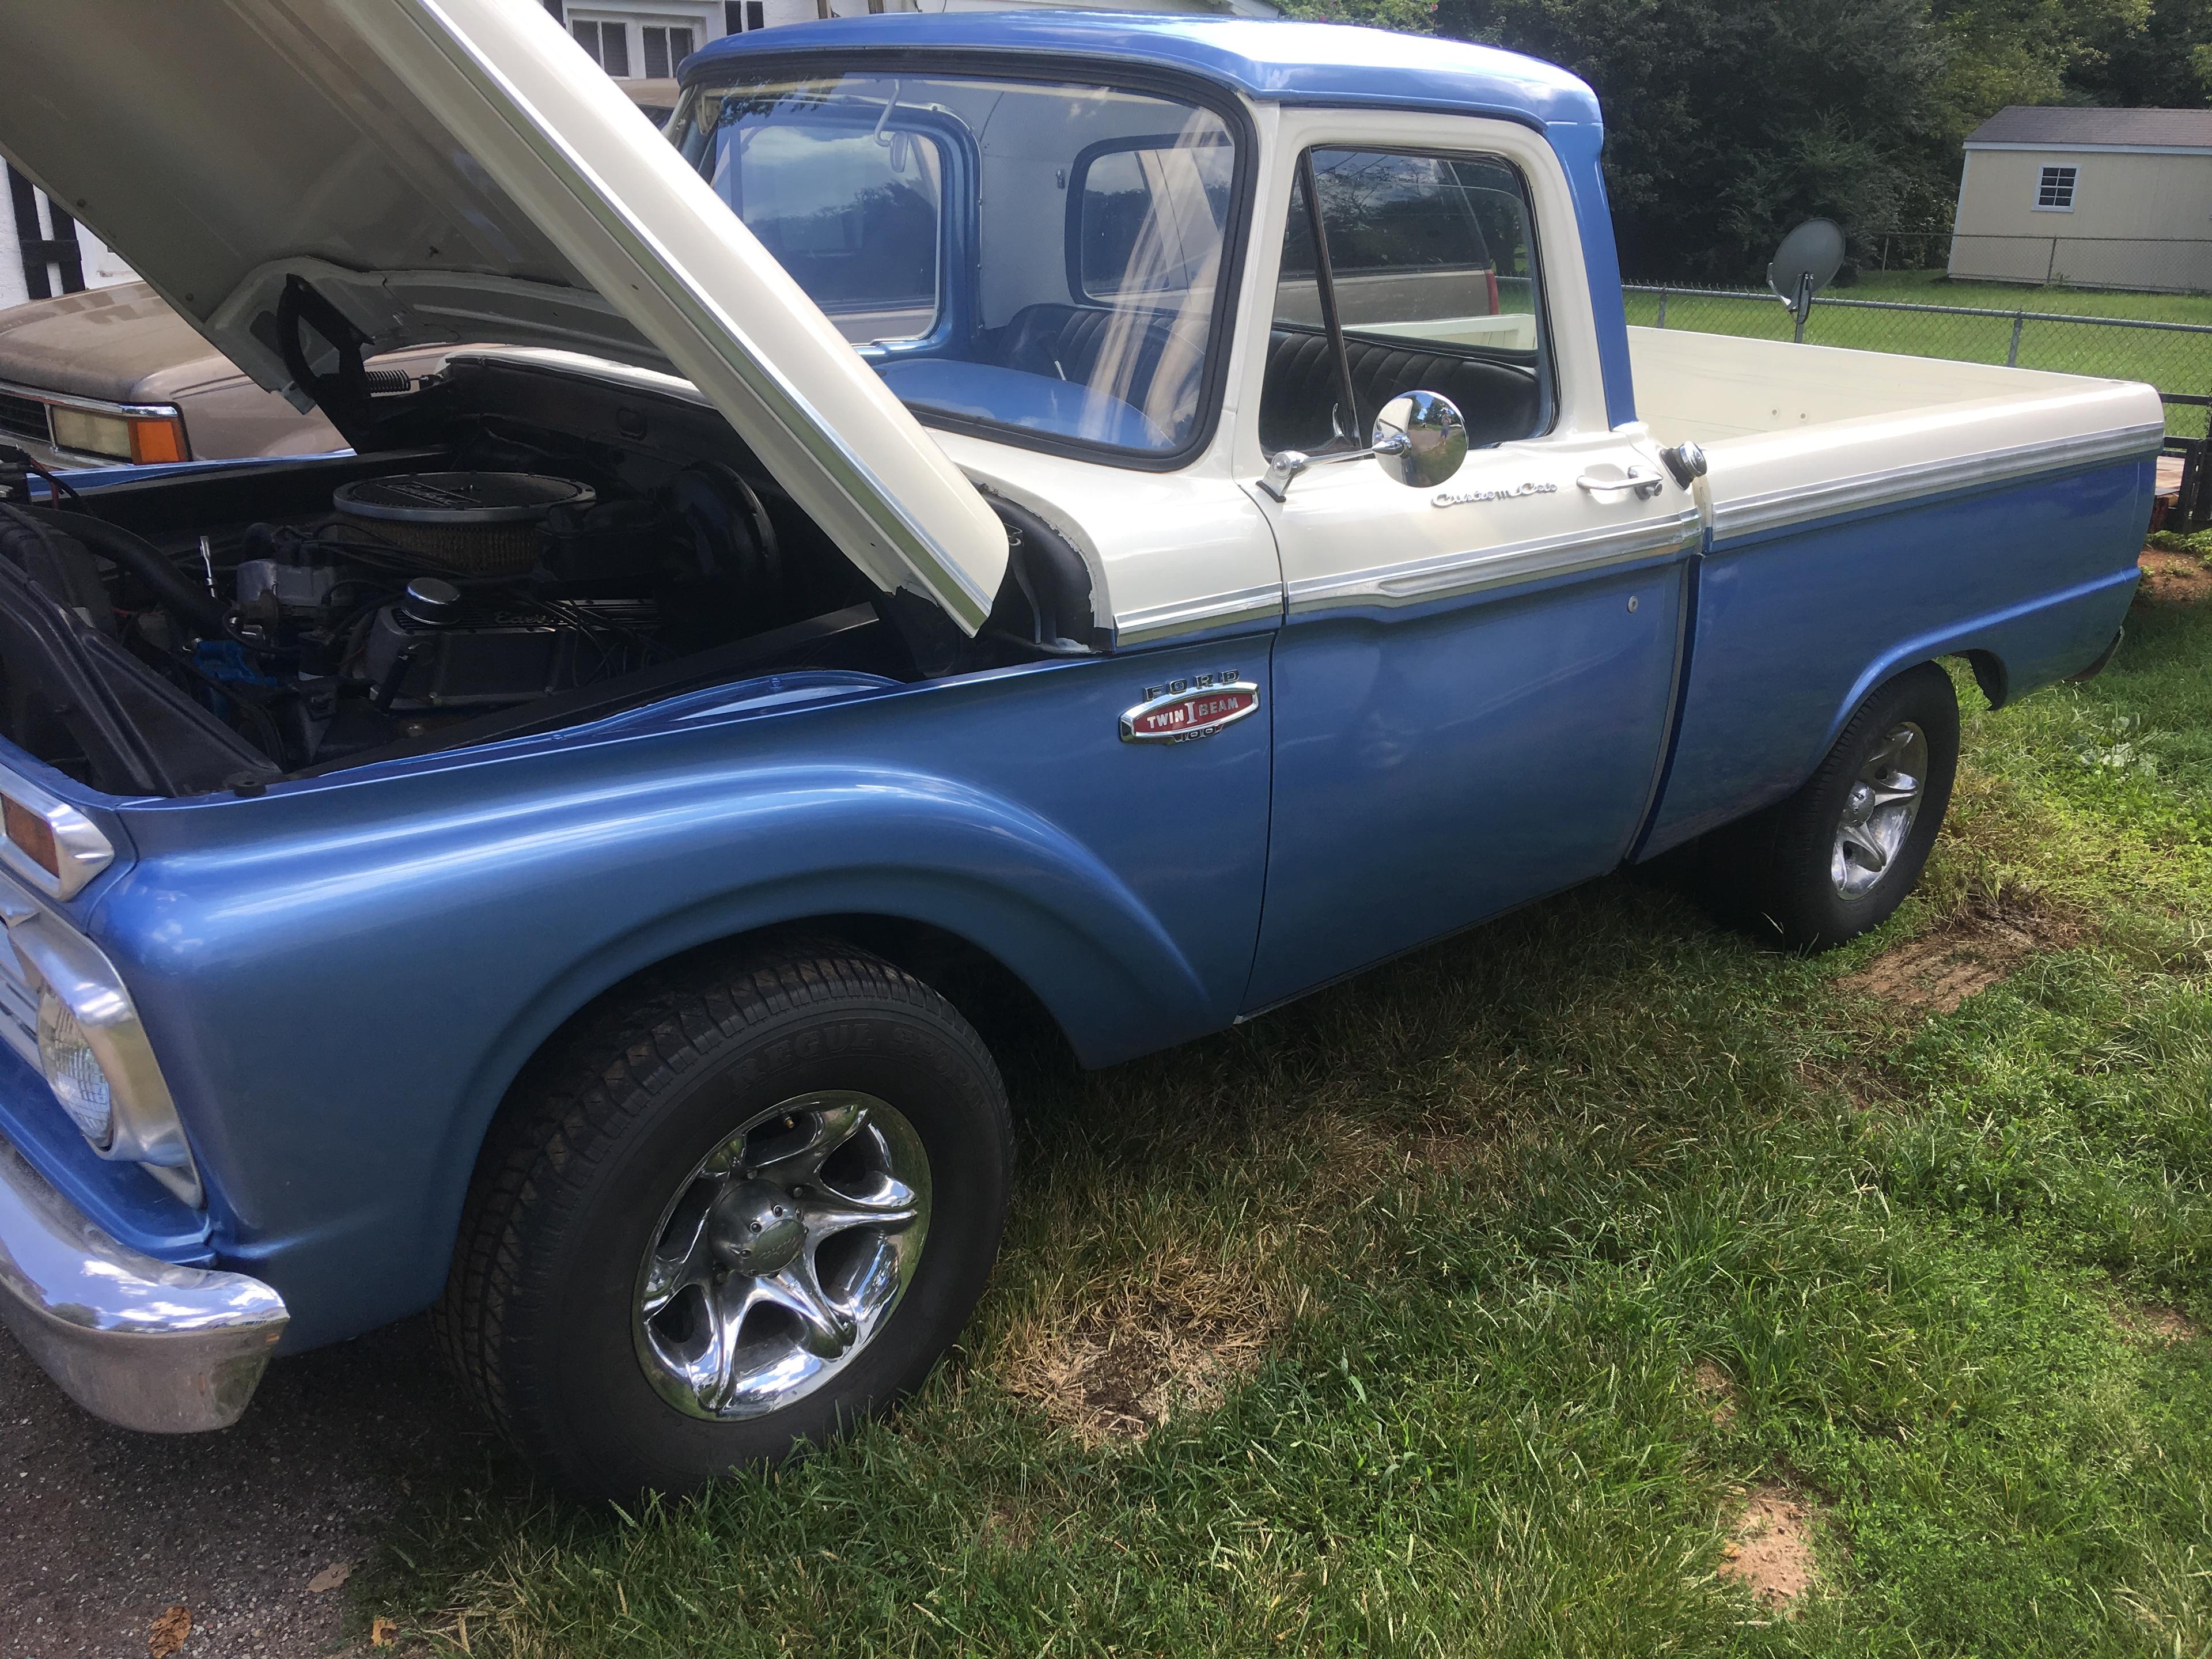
[3,502,229,636]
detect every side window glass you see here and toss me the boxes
[1260,147,1549,457]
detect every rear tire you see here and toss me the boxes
[433,941,1011,1499]
[1711,662,1960,949]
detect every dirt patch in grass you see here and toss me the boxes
[1692,1361,1738,1428]
[1836,901,2077,1016]
[1001,1255,1287,1445]
[2118,1302,2205,1345]
[1719,1483,1822,1613]
[2138,548,2212,605]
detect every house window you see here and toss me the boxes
[725,1,766,28]
[642,24,694,77]
[571,18,631,77]
[2035,165,2078,211]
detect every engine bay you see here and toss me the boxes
[0,355,1104,798]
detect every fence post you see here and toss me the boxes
[2006,313,2024,368]
[1656,288,1668,328]
[2045,238,2058,286]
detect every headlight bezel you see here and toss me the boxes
[3,900,199,1207]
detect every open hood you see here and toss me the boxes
[0,0,1007,630]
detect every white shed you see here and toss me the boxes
[1950,105,2212,293]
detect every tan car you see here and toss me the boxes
[0,82,674,471]
[0,279,412,469]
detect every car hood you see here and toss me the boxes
[0,283,244,404]
[0,0,1007,630]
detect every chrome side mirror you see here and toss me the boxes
[1257,389,1469,501]
[1371,391,1468,489]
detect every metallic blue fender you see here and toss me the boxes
[81,641,1274,1348]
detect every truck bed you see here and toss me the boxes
[1626,326,2164,855]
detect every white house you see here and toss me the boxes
[540,0,1280,88]
[1950,106,2212,293]
[1,165,136,311]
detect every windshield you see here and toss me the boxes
[677,70,1240,459]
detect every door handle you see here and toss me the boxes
[1575,467,1664,501]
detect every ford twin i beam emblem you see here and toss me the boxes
[1119,672,1260,744]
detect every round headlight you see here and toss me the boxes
[37,988,113,1147]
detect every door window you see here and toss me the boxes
[1261,147,1549,456]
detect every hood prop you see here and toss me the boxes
[276,275,373,433]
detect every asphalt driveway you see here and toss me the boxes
[3,1317,489,1659]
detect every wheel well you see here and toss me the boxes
[1952,649,2008,710]
[503,915,1079,1118]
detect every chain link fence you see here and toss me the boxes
[1867,230,2212,294]
[1624,282,2212,434]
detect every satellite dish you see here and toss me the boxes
[1768,218,1846,317]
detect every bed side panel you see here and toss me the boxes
[1641,455,2150,855]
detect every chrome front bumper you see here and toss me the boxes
[0,1133,286,1431]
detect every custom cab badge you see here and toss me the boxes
[1433,480,1559,507]
[1119,672,1260,744]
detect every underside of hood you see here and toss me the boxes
[0,0,1007,629]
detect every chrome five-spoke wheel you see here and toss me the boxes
[634,1090,931,1421]
[1830,720,1927,899]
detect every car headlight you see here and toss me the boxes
[46,403,190,465]
[37,987,113,1147]
[3,901,199,1207]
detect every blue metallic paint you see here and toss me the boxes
[1247,554,1686,1010]
[77,642,1271,1347]
[1639,457,2151,855]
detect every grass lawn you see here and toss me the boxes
[1622,273,2212,436]
[361,569,2212,1657]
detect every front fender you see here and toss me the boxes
[90,644,1272,1346]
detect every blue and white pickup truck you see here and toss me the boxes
[0,2,2157,1495]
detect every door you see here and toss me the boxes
[1243,116,1701,1010]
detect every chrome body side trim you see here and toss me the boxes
[0,758,115,901]
[0,1131,284,1433]
[1112,584,1285,646]
[1286,510,1702,616]
[1710,421,2165,546]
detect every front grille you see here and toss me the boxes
[0,389,50,446]
[0,941,38,1071]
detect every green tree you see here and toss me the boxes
[1429,0,1945,279]
[2068,0,2212,105]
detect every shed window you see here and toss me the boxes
[2035,165,2077,211]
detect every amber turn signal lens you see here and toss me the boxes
[2,796,59,878]
[127,415,189,465]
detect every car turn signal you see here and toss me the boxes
[2,794,59,879]
[46,405,189,465]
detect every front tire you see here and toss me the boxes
[1718,662,1960,949]
[433,942,1012,1499]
